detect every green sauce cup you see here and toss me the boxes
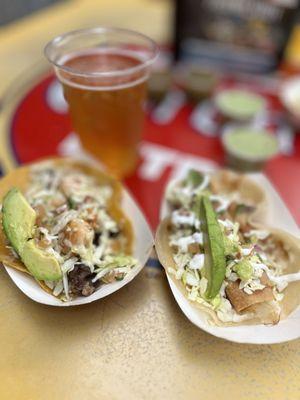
[222,127,279,171]
[215,89,266,122]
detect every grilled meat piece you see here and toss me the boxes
[68,265,99,297]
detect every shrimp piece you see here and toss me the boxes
[61,219,94,253]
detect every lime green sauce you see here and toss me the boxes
[224,128,278,159]
[216,90,265,119]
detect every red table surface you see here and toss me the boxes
[8,74,300,230]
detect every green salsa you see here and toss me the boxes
[224,128,278,160]
[216,89,265,120]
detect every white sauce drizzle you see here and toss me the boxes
[171,232,203,252]
[189,253,205,270]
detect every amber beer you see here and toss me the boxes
[45,28,158,178]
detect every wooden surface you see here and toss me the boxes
[0,2,300,400]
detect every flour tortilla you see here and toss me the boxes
[155,218,300,326]
[167,170,268,224]
[209,170,267,224]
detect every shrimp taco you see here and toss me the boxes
[0,158,137,301]
[166,169,267,227]
[156,195,300,326]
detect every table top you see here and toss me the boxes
[0,2,300,400]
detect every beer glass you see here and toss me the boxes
[45,27,158,178]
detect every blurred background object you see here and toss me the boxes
[178,66,219,104]
[214,89,266,122]
[0,0,64,26]
[148,70,172,103]
[284,12,300,72]
[280,75,300,129]
[222,125,279,171]
[175,0,300,74]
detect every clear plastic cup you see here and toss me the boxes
[45,27,158,178]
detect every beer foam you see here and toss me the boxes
[56,48,149,91]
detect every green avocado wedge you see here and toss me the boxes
[22,240,62,281]
[2,188,62,281]
[2,187,36,255]
[200,196,226,299]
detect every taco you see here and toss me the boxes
[156,195,300,326]
[165,169,267,227]
[0,158,137,301]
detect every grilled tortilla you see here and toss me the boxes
[0,158,135,300]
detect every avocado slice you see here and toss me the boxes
[200,196,226,299]
[22,240,62,281]
[2,187,35,255]
[2,188,62,281]
[185,169,204,187]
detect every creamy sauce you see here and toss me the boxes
[270,271,300,292]
[217,309,254,323]
[171,232,203,252]
[244,229,269,240]
[171,210,197,227]
[189,253,205,270]
[210,195,230,213]
[241,247,253,256]
[197,174,210,191]
[252,260,300,292]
